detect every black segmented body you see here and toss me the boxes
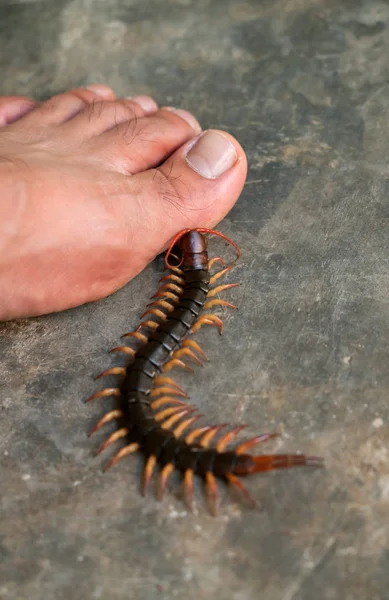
[120,265,250,477]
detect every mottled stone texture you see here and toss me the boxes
[1,0,389,598]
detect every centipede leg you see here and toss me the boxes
[159,274,185,285]
[154,376,186,393]
[191,314,223,335]
[103,443,140,472]
[158,463,175,499]
[216,425,246,452]
[163,358,194,373]
[181,339,208,361]
[161,409,196,431]
[143,455,157,496]
[207,283,240,298]
[151,397,188,411]
[184,468,195,510]
[85,388,121,403]
[121,331,148,343]
[109,346,136,357]
[172,415,202,438]
[235,433,279,455]
[89,409,124,436]
[95,367,127,380]
[150,386,188,398]
[226,473,257,508]
[199,424,227,448]
[173,347,203,366]
[203,299,237,310]
[209,266,234,284]
[135,320,160,332]
[96,428,129,455]
[208,257,225,270]
[205,472,219,516]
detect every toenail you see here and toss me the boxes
[85,84,114,97]
[163,107,201,133]
[185,130,238,179]
[128,95,158,113]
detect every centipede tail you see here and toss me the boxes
[88,228,323,514]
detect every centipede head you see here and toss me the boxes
[165,228,241,270]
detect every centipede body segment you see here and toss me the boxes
[87,228,323,514]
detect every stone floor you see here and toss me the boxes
[1,0,389,598]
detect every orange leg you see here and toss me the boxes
[205,472,219,516]
[109,345,136,357]
[199,424,228,448]
[159,274,185,285]
[152,283,183,297]
[143,455,157,496]
[85,388,121,403]
[216,425,246,452]
[95,367,126,380]
[191,314,223,335]
[154,376,186,393]
[121,331,148,343]
[158,463,175,499]
[154,405,189,422]
[181,339,208,361]
[226,473,257,508]
[235,433,279,455]
[165,265,184,276]
[89,409,124,436]
[136,320,160,331]
[172,415,202,438]
[185,426,212,445]
[209,265,234,285]
[149,293,178,305]
[173,347,203,366]
[208,257,225,270]
[103,442,140,472]
[151,397,188,411]
[150,386,188,398]
[204,299,237,310]
[147,298,176,310]
[207,283,240,298]
[161,408,196,430]
[163,358,194,373]
[184,468,195,510]
[140,308,167,321]
[96,428,129,455]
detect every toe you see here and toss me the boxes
[82,106,201,174]
[0,96,37,126]
[118,129,247,272]
[58,95,159,143]
[127,95,159,115]
[12,84,117,127]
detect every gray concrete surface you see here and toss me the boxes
[1,0,389,598]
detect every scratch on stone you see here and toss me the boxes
[283,535,338,600]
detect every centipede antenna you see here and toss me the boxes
[165,229,191,268]
[195,228,241,264]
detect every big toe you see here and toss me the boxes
[120,129,247,274]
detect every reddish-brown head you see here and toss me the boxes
[165,228,241,271]
[178,230,208,270]
[180,230,208,255]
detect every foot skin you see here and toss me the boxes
[0,84,247,320]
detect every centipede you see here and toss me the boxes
[86,228,323,514]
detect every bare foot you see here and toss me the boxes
[0,84,247,320]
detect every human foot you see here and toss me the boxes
[0,84,247,321]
